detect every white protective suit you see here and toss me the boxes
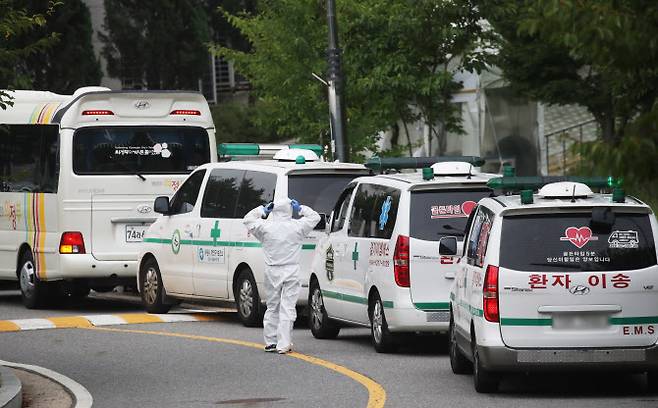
[243,198,321,352]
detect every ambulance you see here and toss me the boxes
[308,157,498,352]
[0,87,216,308]
[137,144,369,326]
[443,177,658,392]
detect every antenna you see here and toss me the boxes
[571,184,577,203]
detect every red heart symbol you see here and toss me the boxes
[563,226,593,248]
[461,201,477,216]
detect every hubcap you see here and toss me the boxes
[239,279,253,317]
[19,259,36,298]
[372,300,383,344]
[143,267,159,305]
[311,288,324,330]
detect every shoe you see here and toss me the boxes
[264,344,277,352]
[277,344,293,354]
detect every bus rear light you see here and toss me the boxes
[82,110,114,116]
[60,232,86,254]
[483,265,499,322]
[170,109,201,116]
[393,235,410,287]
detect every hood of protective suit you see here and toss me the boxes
[269,198,293,221]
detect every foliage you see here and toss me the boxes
[211,100,278,144]
[214,0,490,160]
[101,0,211,90]
[0,0,59,108]
[21,0,101,93]
[479,0,658,145]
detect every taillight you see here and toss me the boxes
[483,265,499,322]
[170,109,201,116]
[82,109,114,116]
[393,235,410,287]
[60,232,86,254]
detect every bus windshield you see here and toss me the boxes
[73,126,210,175]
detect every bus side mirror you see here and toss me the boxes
[439,236,458,256]
[154,196,170,215]
[315,213,327,231]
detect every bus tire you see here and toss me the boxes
[369,292,397,353]
[18,251,50,309]
[235,268,263,327]
[140,257,171,314]
[308,279,340,339]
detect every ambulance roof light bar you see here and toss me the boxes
[218,143,323,158]
[365,156,485,173]
[487,176,621,191]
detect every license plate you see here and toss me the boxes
[552,313,609,330]
[125,225,148,242]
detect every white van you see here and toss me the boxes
[444,179,658,393]
[0,87,217,308]
[137,145,369,326]
[307,158,497,352]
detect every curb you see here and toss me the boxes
[0,360,92,408]
[0,365,22,408]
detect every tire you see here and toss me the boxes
[235,269,263,327]
[308,279,340,339]
[473,338,499,393]
[18,250,50,309]
[449,314,473,374]
[140,258,171,314]
[647,371,658,393]
[369,293,397,353]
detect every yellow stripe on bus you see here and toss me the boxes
[37,193,46,278]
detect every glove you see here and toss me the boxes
[263,202,274,216]
[291,199,301,214]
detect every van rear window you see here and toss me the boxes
[500,212,657,271]
[288,174,364,214]
[410,189,491,241]
[73,126,210,175]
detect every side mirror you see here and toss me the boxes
[154,196,170,215]
[314,213,327,231]
[439,236,458,256]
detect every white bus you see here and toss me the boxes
[0,87,217,308]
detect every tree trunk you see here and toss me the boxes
[401,120,413,156]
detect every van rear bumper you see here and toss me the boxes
[385,307,450,332]
[478,343,658,372]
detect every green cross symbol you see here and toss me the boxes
[352,242,359,270]
[210,220,221,246]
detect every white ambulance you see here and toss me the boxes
[0,87,216,308]
[137,145,369,326]
[308,157,497,352]
[444,178,658,393]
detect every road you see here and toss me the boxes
[1,288,657,408]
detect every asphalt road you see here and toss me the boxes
[1,289,658,408]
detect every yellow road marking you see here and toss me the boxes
[0,321,20,332]
[116,313,165,324]
[47,316,93,329]
[86,326,387,408]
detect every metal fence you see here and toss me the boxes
[544,119,598,175]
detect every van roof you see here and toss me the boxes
[198,159,369,175]
[353,170,498,190]
[482,193,651,215]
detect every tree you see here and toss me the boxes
[0,0,59,108]
[101,0,211,90]
[215,0,490,159]
[478,0,658,145]
[22,0,101,93]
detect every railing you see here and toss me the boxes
[544,119,598,175]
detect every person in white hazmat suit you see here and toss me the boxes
[243,198,321,354]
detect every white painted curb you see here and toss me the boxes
[0,360,93,408]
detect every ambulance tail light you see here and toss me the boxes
[483,265,499,322]
[59,232,86,254]
[394,235,410,287]
[170,109,201,116]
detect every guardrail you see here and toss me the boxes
[544,119,598,175]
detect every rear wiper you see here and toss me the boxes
[108,155,146,181]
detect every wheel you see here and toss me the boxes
[647,371,658,393]
[308,279,340,339]
[235,269,263,327]
[369,293,397,353]
[449,314,473,374]
[473,337,499,393]
[140,258,171,314]
[18,250,50,309]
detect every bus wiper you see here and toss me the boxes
[107,155,146,181]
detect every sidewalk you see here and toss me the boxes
[11,368,72,408]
